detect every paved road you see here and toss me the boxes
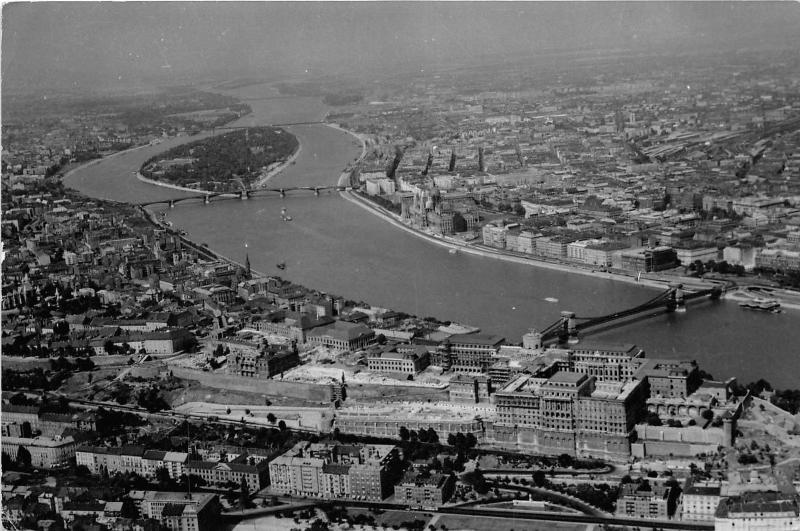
[232,498,714,530]
[220,501,318,519]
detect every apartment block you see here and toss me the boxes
[268,442,401,501]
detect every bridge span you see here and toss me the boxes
[209,120,325,134]
[539,282,723,344]
[137,185,353,207]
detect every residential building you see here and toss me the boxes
[714,492,800,531]
[394,470,455,508]
[75,445,146,476]
[184,457,268,492]
[616,480,674,520]
[139,491,220,531]
[141,450,189,480]
[2,435,78,468]
[268,442,401,501]
[482,224,508,248]
[682,480,722,522]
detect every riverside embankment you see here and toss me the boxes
[340,190,716,294]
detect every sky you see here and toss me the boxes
[3,2,800,94]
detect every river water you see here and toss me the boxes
[65,82,800,388]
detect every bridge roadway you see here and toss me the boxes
[540,285,720,342]
[137,184,352,207]
[209,120,324,132]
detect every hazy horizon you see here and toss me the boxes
[3,1,800,95]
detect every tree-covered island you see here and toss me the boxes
[140,126,298,192]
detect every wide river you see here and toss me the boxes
[65,83,799,388]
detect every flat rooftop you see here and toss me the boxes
[497,374,547,394]
[448,333,505,346]
[590,379,641,401]
[570,342,640,355]
[546,371,588,385]
[716,492,799,518]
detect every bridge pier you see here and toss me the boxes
[666,282,686,313]
[169,200,175,209]
[279,189,286,198]
[239,190,249,200]
[560,311,578,344]
[203,195,211,205]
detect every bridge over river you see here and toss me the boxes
[138,184,354,207]
[540,283,724,344]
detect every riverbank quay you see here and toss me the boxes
[136,204,269,279]
[340,189,723,294]
[253,142,302,188]
[136,172,201,194]
[325,121,368,161]
[61,142,153,182]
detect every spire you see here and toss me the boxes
[245,254,251,278]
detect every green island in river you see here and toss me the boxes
[139,126,298,192]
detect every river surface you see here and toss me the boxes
[65,82,800,388]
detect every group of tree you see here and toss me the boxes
[446,431,478,450]
[429,454,467,475]
[95,407,146,435]
[50,355,95,372]
[1,366,73,391]
[687,259,745,276]
[2,339,96,359]
[136,386,170,412]
[399,426,439,444]
[3,447,32,470]
[732,378,800,414]
[760,269,800,290]
[104,341,135,356]
[461,469,491,494]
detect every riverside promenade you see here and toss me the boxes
[340,189,720,293]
